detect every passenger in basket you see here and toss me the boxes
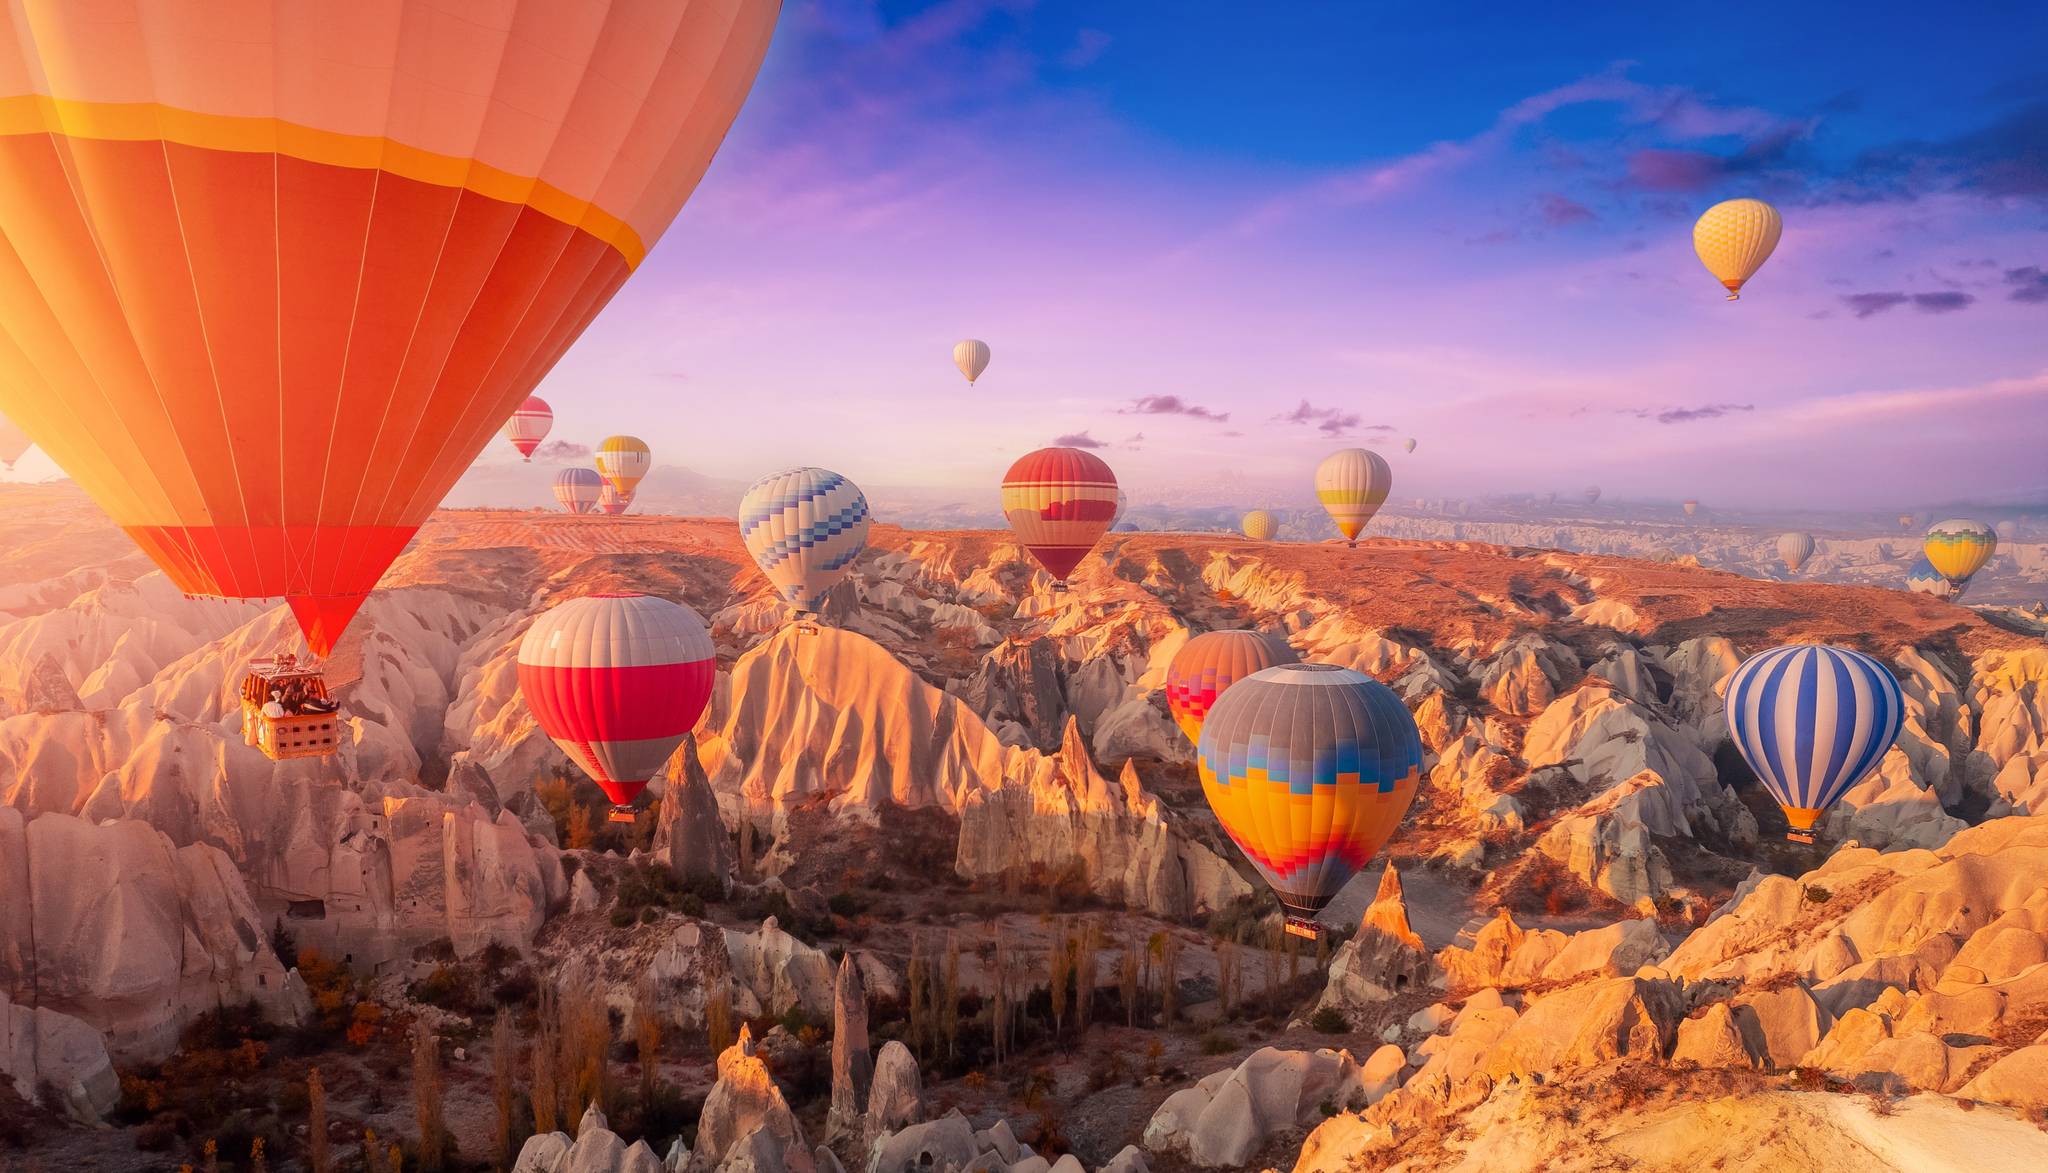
[261,689,287,719]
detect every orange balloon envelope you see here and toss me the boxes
[1000,447,1118,584]
[1165,630,1298,745]
[0,2,778,655]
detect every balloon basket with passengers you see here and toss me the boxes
[240,652,342,761]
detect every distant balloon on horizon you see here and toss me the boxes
[553,468,603,515]
[596,436,651,497]
[1315,448,1392,548]
[503,396,552,462]
[1923,519,1996,593]
[1905,555,1954,599]
[1403,437,1417,453]
[953,339,991,385]
[1693,198,1782,301]
[1778,531,1815,574]
[1682,499,1699,516]
[1583,485,1601,506]
[1240,509,1277,541]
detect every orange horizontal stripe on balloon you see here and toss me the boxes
[0,95,647,269]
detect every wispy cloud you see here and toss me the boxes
[1777,369,2048,427]
[2006,265,2048,303]
[1913,291,1976,313]
[1121,394,1231,422]
[1232,68,1814,234]
[1627,403,1756,424]
[1273,400,1382,436]
[1053,431,1107,449]
[534,440,592,461]
[1841,290,1978,317]
[1539,193,1596,226]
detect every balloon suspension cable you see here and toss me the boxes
[1283,916,1324,941]
[607,806,638,825]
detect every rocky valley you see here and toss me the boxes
[1,483,2045,1172]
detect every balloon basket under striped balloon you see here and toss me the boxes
[1284,916,1323,941]
[1785,829,1815,845]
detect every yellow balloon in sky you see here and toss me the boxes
[1241,510,1277,541]
[1693,198,1782,301]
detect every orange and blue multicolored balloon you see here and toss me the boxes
[517,594,715,822]
[1001,447,1118,585]
[1166,630,1297,745]
[0,2,778,657]
[1922,519,1995,593]
[1197,662,1423,928]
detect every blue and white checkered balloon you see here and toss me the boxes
[738,467,872,615]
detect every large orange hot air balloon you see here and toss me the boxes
[1001,447,1118,587]
[0,2,778,657]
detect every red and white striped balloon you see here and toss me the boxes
[516,594,714,819]
[503,395,553,461]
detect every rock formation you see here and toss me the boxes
[1316,866,1441,1016]
[654,734,733,895]
[688,1025,813,1173]
[1141,1047,1382,1168]
[0,807,302,1060]
[824,953,870,1142]
[954,719,1251,917]
[864,1039,924,1147]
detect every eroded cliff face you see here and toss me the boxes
[0,806,303,1062]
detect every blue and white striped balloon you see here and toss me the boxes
[738,467,872,616]
[1724,644,1904,844]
